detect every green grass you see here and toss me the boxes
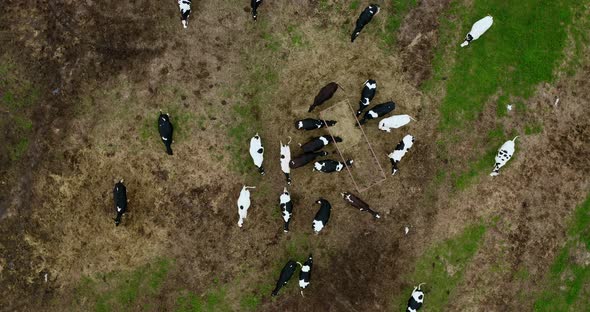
[175,287,231,312]
[391,224,487,311]
[524,123,543,135]
[381,0,418,46]
[139,108,194,143]
[534,194,590,311]
[349,0,360,11]
[239,294,261,311]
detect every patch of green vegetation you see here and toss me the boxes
[318,0,330,12]
[227,104,259,174]
[239,294,261,311]
[139,108,194,143]
[349,0,360,10]
[391,224,487,311]
[9,138,29,161]
[286,25,307,48]
[534,194,590,311]
[262,32,281,52]
[524,123,543,135]
[495,94,509,117]
[381,0,418,46]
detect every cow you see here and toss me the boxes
[251,0,262,21]
[313,159,353,173]
[378,114,415,132]
[461,15,493,47]
[388,134,414,175]
[237,186,256,227]
[308,82,342,112]
[359,101,395,125]
[341,192,380,219]
[406,283,425,312]
[177,0,191,29]
[113,179,128,226]
[271,260,298,296]
[351,4,380,42]
[490,136,518,176]
[249,133,265,175]
[300,135,343,153]
[298,254,313,296]
[279,187,293,233]
[356,79,377,116]
[280,138,292,185]
[158,111,174,155]
[295,118,337,130]
[289,151,328,169]
[312,199,331,234]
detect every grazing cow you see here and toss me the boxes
[308,82,341,112]
[461,15,493,47]
[158,111,174,155]
[295,118,337,130]
[237,186,256,227]
[312,199,331,234]
[490,136,518,176]
[113,179,127,226]
[341,192,380,219]
[251,0,262,21]
[351,4,380,42]
[359,101,395,125]
[279,187,293,233]
[388,134,414,175]
[378,114,415,132]
[177,0,191,29]
[356,79,377,116]
[289,151,328,169]
[249,133,265,175]
[271,260,298,296]
[313,159,353,173]
[300,135,342,153]
[298,254,313,296]
[280,138,292,185]
[406,283,425,312]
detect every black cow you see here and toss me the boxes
[158,111,174,155]
[351,4,380,42]
[178,0,191,29]
[289,151,328,169]
[312,199,331,234]
[279,187,293,233]
[271,260,298,296]
[113,179,128,226]
[300,136,342,153]
[358,101,395,125]
[356,79,377,116]
[406,283,425,312]
[298,254,313,296]
[308,82,341,112]
[295,118,337,130]
[251,0,262,21]
[313,159,353,173]
[341,192,380,219]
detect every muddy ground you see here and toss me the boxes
[0,0,588,311]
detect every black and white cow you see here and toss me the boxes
[490,136,518,176]
[313,159,353,173]
[249,133,265,175]
[308,82,341,112]
[237,185,256,227]
[359,101,395,125]
[298,254,313,296]
[461,15,493,47]
[295,118,337,130]
[113,179,128,226]
[406,283,425,312]
[251,0,262,21]
[351,4,380,42]
[177,0,191,29]
[356,79,377,116]
[271,260,298,296]
[312,199,331,234]
[300,135,342,153]
[341,192,380,219]
[158,111,174,155]
[280,138,292,185]
[289,151,328,169]
[279,187,293,233]
[388,134,414,175]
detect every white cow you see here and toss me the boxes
[461,15,493,47]
[388,135,414,175]
[490,136,518,176]
[378,114,415,132]
[237,186,256,227]
[249,133,265,175]
[280,138,292,185]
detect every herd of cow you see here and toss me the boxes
[105,1,518,310]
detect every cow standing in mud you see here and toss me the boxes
[177,0,191,28]
[341,192,380,218]
[312,199,332,234]
[113,179,128,226]
[249,133,265,175]
[356,79,377,116]
[308,82,342,112]
[279,187,293,233]
[295,118,337,130]
[300,135,342,153]
[313,159,353,173]
[298,254,313,296]
[351,4,380,42]
[251,0,262,21]
[280,138,292,184]
[359,101,395,125]
[158,111,174,155]
[490,136,518,176]
[289,151,328,169]
[388,134,414,175]
[271,260,298,296]
[237,185,255,227]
